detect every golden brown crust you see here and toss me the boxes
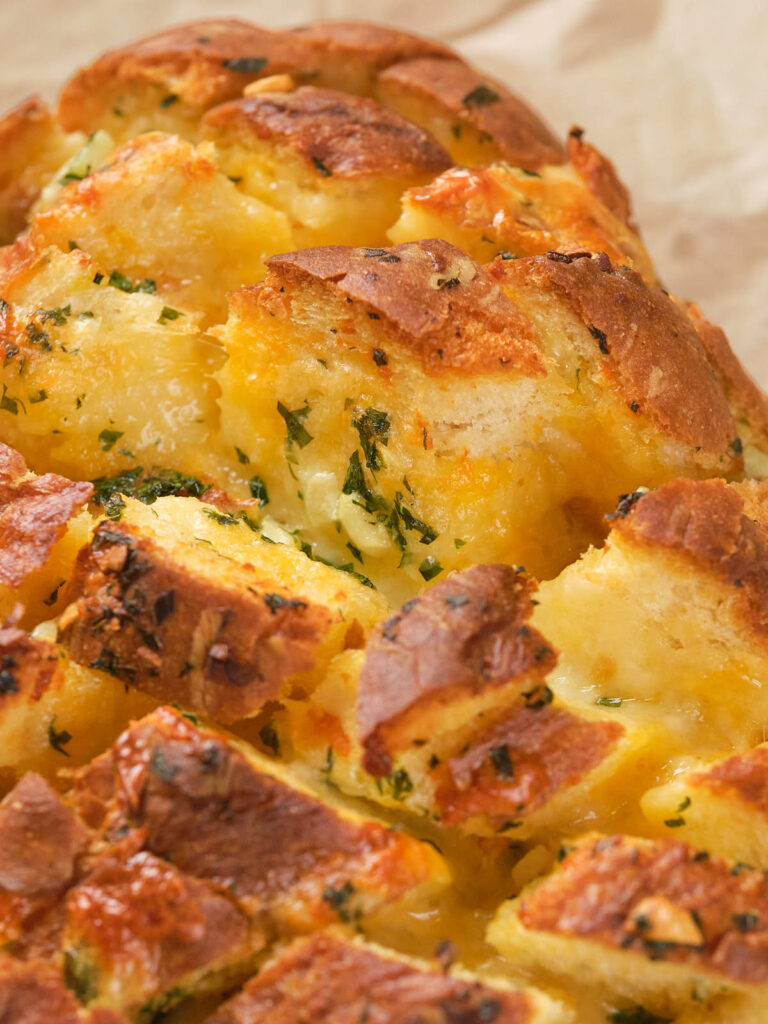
[58,520,333,722]
[692,746,768,816]
[72,707,441,922]
[493,252,739,461]
[519,833,768,985]
[0,956,125,1024]
[0,97,57,242]
[259,239,544,378]
[207,932,536,1024]
[0,443,92,589]
[397,163,654,280]
[567,127,633,226]
[0,609,62,711]
[435,704,623,828]
[357,565,556,776]
[0,773,88,899]
[201,87,451,179]
[687,301,768,450]
[378,57,564,170]
[612,478,768,635]
[57,19,317,130]
[288,20,453,72]
[66,842,253,994]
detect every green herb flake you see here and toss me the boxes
[313,156,332,177]
[322,880,356,921]
[98,428,124,451]
[390,768,414,800]
[158,305,183,323]
[64,948,99,1005]
[222,56,269,73]
[489,744,514,778]
[248,475,269,505]
[353,407,390,471]
[48,717,72,756]
[462,84,500,106]
[595,696,622,707]
[664,816,686,828]
[732,912,759,932]
[28,389,48,404]
[419,557,443,581]
[277,401,314,448]
[235,446,250,464]
[160,93,179,108]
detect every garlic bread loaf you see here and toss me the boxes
[1,16,767,1024]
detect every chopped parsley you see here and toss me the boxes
[462,84,500,106]
[595,696,622,707]
[48,717,72,756]
[259,721,280,754]
[312,156,332,177]
[607,1009,672,1024]
[322,880,356,921]
[277,401,314,448]
[160,93,179,108]
[108,270,157,294]
[235,446,250,464]
[489,744,514,778]
[248,475,269,505]
[222,56,268,73]
[158,305,183,323]
[419,557,442,581]
[98,428,124,451]
[352,407,390,471]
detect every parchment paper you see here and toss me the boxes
[1,0,766,382]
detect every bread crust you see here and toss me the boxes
[612,478,768,636]
[201,87,451,179]
[435,703,623,828]
[493,252,739,463]
[58,520,334,722]
[0,956,125,1024]
[0,443,92,589]
[378,57,564,170]
[692,745,768,816]
[0,611,61,710]
[259,239,544,377]
[57,19,316,130]
[567,127,633,226]
[688,301,768,452]
[207,932,538,1024]
[288,20,453,70]
[357,565,555,776]
[519,833,768,985]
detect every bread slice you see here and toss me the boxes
[488,832,768,1019]
[205,931,574,1024]
[58,495,386,722]
[0,443,92,625]
[642,744,768,868]
[0,247,223,482]
[201,85,451,248]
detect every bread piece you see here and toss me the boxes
[201,86,451,248]
[2,707,447,1017]
[275,566,651,839]
[205,931,573,1024]
[534,478,768,763]
[687,301,768,476]
[14,132,294,324]
[0,443,92,625]
[0,613,154,785]
[56,19,452,143]
[375,58,564,170]
[57,496,386,722]
[0,955,126,1024]
[489,833,768,1018]
[0,246,223,483]
[214,241,741,597]
[0,97,83,245]
[0,772,88,946]
[389,159,655,281]
[642,744,768,868]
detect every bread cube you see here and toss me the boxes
[488,833,768,1018]
[206,931,574,1024]
[58,496,387,722]
[201,86,451,248]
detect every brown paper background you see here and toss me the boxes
[1,0,766,383]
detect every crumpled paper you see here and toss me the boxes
[1,0,765,381]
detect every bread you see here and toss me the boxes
[1,16,768,1024]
